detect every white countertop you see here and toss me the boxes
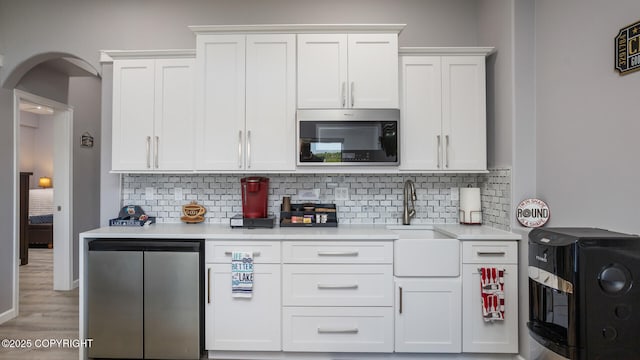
[80,223,521,241]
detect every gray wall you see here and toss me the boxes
[535,0,640,235]
[68,76,101,280]
[16,66,69,104]
[0,88,14,317]
[478,0,514,169]
[0,0,482,319]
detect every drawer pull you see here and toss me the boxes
[317,327,359,334]
[476,251,506,256]
[317,284,359,290]
[317,251,359,256]
[224,251,261,257]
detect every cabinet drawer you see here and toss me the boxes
[283,241,392,264]
[462,241,517,264]
[205,241,281,263]
[283,264,393,306]
[282,307,393,353]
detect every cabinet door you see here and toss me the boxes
[112,59,155,171]
[441,56,486,171]
[297,34,347,108]
[395,278,461,353]
[205,263,281,351]
[245,34,296,171]
[462,263,518,353]
[196,35,246,170]
[154,58,195,170]
[348,34,399,108]
[399,56,443,171]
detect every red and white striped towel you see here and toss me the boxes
[479,267,505,322]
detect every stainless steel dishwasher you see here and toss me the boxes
[87,239,203,359]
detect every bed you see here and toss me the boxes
[19,172,54,251]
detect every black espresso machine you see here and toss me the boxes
[528,227,640,360]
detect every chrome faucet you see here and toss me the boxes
[402,179,417,225]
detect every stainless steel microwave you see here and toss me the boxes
[297,109,400,166]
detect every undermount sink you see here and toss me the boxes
[385,225,452,240]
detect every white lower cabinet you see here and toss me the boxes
[205,241,281,352]
[462,241,519,353]
[394,278,462,353]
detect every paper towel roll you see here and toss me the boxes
[460,187,482,224]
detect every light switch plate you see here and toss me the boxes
[450,187,459,201]
[145,187,154,201]
[174,187,183,201]
[335,187,349,201]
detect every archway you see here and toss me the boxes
[3,52,101,324]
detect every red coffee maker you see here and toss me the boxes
[241,177,269,218]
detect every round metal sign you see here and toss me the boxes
[516,198,550,228]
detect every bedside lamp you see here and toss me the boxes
[38,176,52,188]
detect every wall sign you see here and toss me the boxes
[80,132,94,148]
[516,198,550,228]
[615,20,640,75]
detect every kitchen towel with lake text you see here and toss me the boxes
[232,251,254,298]
[480,267,504,321]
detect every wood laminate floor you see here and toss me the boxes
[0,249,79,360]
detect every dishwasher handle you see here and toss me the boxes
[88,239,201,252]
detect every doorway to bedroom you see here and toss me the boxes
[15,91,74,296]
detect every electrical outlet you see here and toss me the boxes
[174,187,183,201]
[335,187,349,201]
[145,187,154,201]
[450,187,459,201]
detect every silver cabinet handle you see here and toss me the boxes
[146,136,151,169]
[341,82,346,108]
[317,251,359,256]
[154,136,159,169]
[436,135,441,168]
[350,81,355,107]
[445,135,450,168]
[317,284,359,290]
[476,251,506,256]
[399,286,403,314]
[238,130,243,168]
[317,327,359,334]
[224,251,261,257]
[207,267,211,304]
[247,130,252,169]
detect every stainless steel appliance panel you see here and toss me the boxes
[144,251,200,359]
[88,251,144,359]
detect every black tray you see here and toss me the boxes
[279,203,338,227]
[109,217,156,227]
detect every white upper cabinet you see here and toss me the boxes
[400,48,492,172]
[195,35,246,171]
[196,34,296,171]
[245,35,296,171]
[442,56,487,171]
[298,33,398,109]
[111,56,195,171]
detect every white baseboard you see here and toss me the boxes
[0,307,16,325]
